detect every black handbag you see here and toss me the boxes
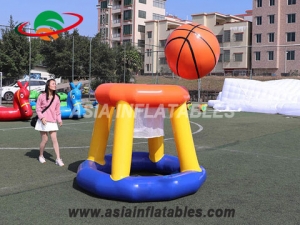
[30,115,38,127]
[30,95,55,127]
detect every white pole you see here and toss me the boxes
[28,23,31,91]
[88,37,92,100]
[123,45,126,83]
[284,46,287,74]
[72,36,74,82]
[198,78,201,102]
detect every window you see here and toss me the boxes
[235,33,243,42]
[287,50,295,60]
[123,10,132,20]
[269,15,275,24]
[153,0,165,9]
[216,35,223,43]
[257,0,262,7]
[30,81,43,86]
[146,64,152,71]
[124,0,132,6]
[224,50,230,62]
[288,0,296,5]
[138,40,145,47]
[100,14,108,24]
[138,10,146,19]
[147,31,152,38]
[100,28,108,38]
[287,14,296,23]
[123,25,132,35]
[255,52,261,61]
[256,16,262,25]
[153,13,164,20]
[218,54,223,62]
[159,57,167,65]
[268,51,274,60]
[100,1,107,8]
[223,30,231,42]
[287,32,295,42]
[123,39,132,45]
[139,0,146,4]
[270,0,275,5]
[234,53,243,62]
[138,25,145,33]
[256,34,262,43]
[268,33,275,42]
[159,39,167,47]
[146,49,152,57]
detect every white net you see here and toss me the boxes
[133,107,164,138]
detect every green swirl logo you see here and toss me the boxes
[15,10,83,41]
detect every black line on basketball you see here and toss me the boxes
[199,37,217,65]
[180,39,201,79]
[176,24,202,77]
[176,40,200,78]
[174,26,215,36]
[165,36,191,49]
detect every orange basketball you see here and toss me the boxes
[165,23,220,80]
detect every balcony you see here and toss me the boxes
[112,19,121,27]
[112,4,121,13]
[123,19,133,24]
[124,4,133,9]
[113,33,121,38]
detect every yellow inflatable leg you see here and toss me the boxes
[169,103,201,172]
[87,104,114,165]
[111,101,135,181]
[148,136,164,162]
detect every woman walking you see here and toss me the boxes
[35,79,64,166]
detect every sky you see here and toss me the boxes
[0,0,252,37]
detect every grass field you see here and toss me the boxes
[1,107,300,224]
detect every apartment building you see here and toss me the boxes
[143,12,252,76]
[192,12,252,75]
[97,0,166,48]
[144,15,188,75]
[97,0,253,76]
[252,0,300,76]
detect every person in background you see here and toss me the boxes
[187,100,193,111]
[35,79,64,166]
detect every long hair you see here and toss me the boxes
[45,79,57,100]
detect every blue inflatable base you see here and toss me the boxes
[76,152,206,202]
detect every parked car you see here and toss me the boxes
[23,74,62,84]
[1,79,47,101]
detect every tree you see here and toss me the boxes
[125,44,143,77]
[0,16,30,78]
[40,30,96,81]
[40,31,72,79]
[0,16,143,86]
[30,38,45,68]
[91,34,116,82]
[113,43,143,83]
[0,34,2,71]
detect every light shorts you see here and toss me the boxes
[35,119,59,132]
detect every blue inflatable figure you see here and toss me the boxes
[92,100,98,108]
[60,82,86,119]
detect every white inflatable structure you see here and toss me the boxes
[208,78,300,116]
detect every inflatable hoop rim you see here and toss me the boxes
[76,152,206,202]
